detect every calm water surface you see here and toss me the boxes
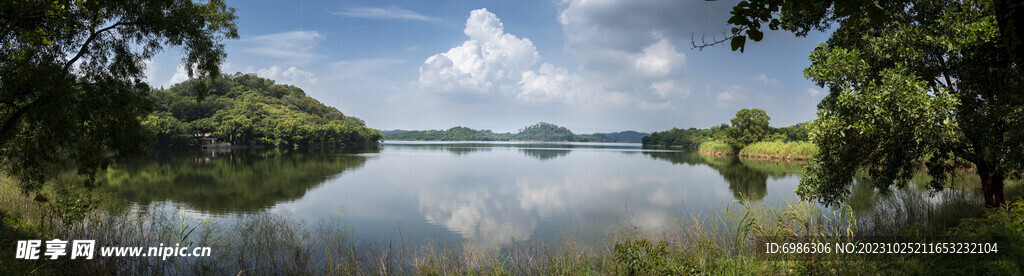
[100,141,810,249]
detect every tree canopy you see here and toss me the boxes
[727,0,1024,207]
[144,73,381,148]
[717,0,1023,66]
[1,0,238,191]
[726,108,772,151]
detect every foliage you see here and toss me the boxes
[0,0,238,192]
[739,141,818,160]
[698,140,733,156]
[642,110,808,149]
[614,239,698,275]
[796,0,1024,207]
[513,122,581,142]
[385,126,510,141]
[945,199,1024,272]
[641,124,730,149]
[721,0,1024,66]
[146,73,381,148]
[726,108,772,151]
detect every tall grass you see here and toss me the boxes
[698,140,734,156]
[739,141,818,160]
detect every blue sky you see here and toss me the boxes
[145,0,831,133]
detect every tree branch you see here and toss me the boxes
[62,21,125,72]
[691,31,739,51]
[0,100,40,144]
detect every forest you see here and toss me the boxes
[143,73,381,148]
[384,122,648,143]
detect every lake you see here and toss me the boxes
[98,141,814,250]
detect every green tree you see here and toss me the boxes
[726,108,771,151]
[714,0,1023,67]
[1,0,238,191]
[743,0,1024,207]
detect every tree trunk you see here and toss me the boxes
[993,171,1006,206]
[979,166,996,208]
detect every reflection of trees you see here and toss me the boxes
[644,151,806,201]
[518,149,571,161]
[99,149,373,213]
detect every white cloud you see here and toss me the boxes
[244,30,324,65]
[517,63,631,108]
[142,59,156,83]
[329,6,440,22]
[650,80,690,99]
[250,65,320,88]
[753,74,779,85]
[807,87,822,96]
[715,85,745,108]
[418,8,540,94]
[167,64,191,87]
[633,35,685,77]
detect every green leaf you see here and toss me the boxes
[748,29,764,42]
[731,36,746,52]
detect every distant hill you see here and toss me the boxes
[144,73,381,147]
[383,123,647,143]
[589,131,649,143]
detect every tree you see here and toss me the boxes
[0,0,238,190]
[726,108,771,151]
[707,0,1023,68]
[733,0,1024,207]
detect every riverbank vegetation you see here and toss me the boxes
[645,108,815,160]
[145,74,381,148]
[383,122,648,143]
[739,141,818,161]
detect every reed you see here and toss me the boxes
[738,141,818,160]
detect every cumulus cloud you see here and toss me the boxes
[650,80,691,99]
[753,74,779,85]
[142,59,156,83]
[715,85,744,108]
[250,65,320,88]
[632,35,685,77]
[517,63,632,108]
[418,8,540,94]
[329,6,440,23]
[167,64,191,87]
[245,31,324,64]
[418,8,655,110]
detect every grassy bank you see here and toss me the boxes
[697,140,819,161]
[2,175,1021,274]
[697,140,733,156]
[739,141,818,160]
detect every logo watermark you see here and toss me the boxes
[15,240,211,260]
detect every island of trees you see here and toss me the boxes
[643,108,816,160]
[384,122,648,143]
[144,74,381,148]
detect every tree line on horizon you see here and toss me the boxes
[383,122,649,143]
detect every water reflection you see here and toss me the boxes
[518,149,571,161]
[99,148,374,213]
[103,142,810,251]
[643,151,804,201]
